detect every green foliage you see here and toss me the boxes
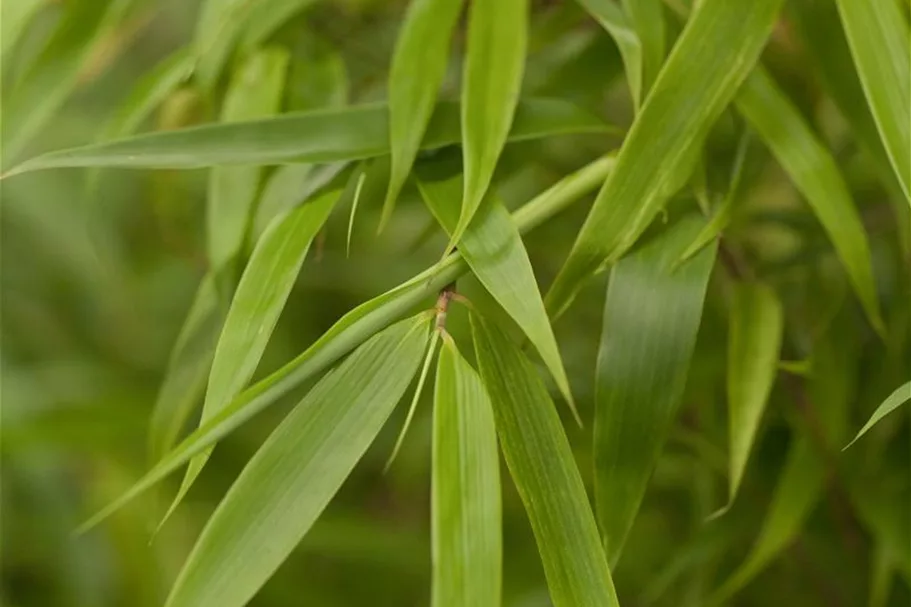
[3,1,909,606]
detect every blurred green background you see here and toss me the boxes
[2,1,909,606]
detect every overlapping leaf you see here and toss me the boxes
[545,0,783,318]
[835,0,911,202]
[619,0,665,100]
[207,47,289,273]
[382,0,464,230]
[166,188,340,523]
[164,315,429,607]
[594,214,717,565]
[432,337,501,607]
[575,0,644,109]
[417,169,578,421]
[471,314,619,607]
[4,99,609,176]
[452,0,528,256]
[725,282,783,507]
[76,157,613,531]
[240,0,321,52]
[734,66,884,333]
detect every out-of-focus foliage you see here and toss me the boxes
[2,1,909,606]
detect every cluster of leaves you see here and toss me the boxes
[2,0,909,606]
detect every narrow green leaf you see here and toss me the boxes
[575,0,644,109]
[240,0,320,51]
[545,0,783,318]
[207,47,289,272]
[76,157,613,532]
[193,0,254,88]
[594,214,717,565]
[100,49,196,141]
[453,0,528,257]
[471,314,619,607]
[432,336,501,607]
[1,0,45,59]
[725,282,783,506]
[148,275,222,461]
[620,0,665,100]
[1,0,133,165]
[835,0,911,202]
[678,129,751,264]
[164,315,429,607]
[386,330,440,469]
[845,381,911,449]
[382,0,464,231]
[252,162,346,238]
[734,66,884,334]
[347,171,366,256]
[164,188,340,524]
[417,170,578,422]
[5,99,610,176]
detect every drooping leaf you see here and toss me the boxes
[452,0,528,257]
[239,0,321,52]
[575,0,644,109]
[100,49,196,141]
[252,162,347,238]
[432,336,501,607]
[594,214,717,565]
[725,282,783,506]
[163,188,340,523]
[206,47,289,273]
[545,0,783,318]
[147,274,222,461]
[734,66,884,333]
[417,169,578,422]
[1,0,133,165]
[4,99,611,177]
[471,314,619,607]
[845,381,911,449]
[192,0,254,88]
[620,0,665,100]
[164,315,429,607]
[382,0,464,231]
[76,157,613,531]
[386,329,440,469]
[835,0,911,202]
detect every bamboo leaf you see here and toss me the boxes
[382,0,464,231]
[835,0,911,202]
[452,0,528,257]
[575,0,644,109]
[734,66,884,334]
[545,0,783,318]
[417,169,578,422]
[620,0,665,100]
[207,47,289,272]
[386,330,440,469]
[164,188,340,524]
[432,336,501,607]
[845,381,911,449]
[252,162,346,238]
[193,0,254,88]
[726,282,783,506]
[471,314,619,607]
[1,0,45,59]
[148,275,222,461]
[594,214,717,565]
[4,99,610,177]
[164,315,430,607]
[100,49,196,141]
[76,157,613,532]
[1,0,133,165]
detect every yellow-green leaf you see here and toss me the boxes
[453,0,528,257]
[471,314,619,607]
[726,282,783,506]
[835,0,911,202]
[382,0,464,231]
[594,214,717,565]
[545,0,783,318]
[207,47,289,273]
[734,66,884,334]
[432,336,501,607]
[417,168,578,422]
[4,99,609,176]
[165,315,429,607]
[845,381,911,449]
